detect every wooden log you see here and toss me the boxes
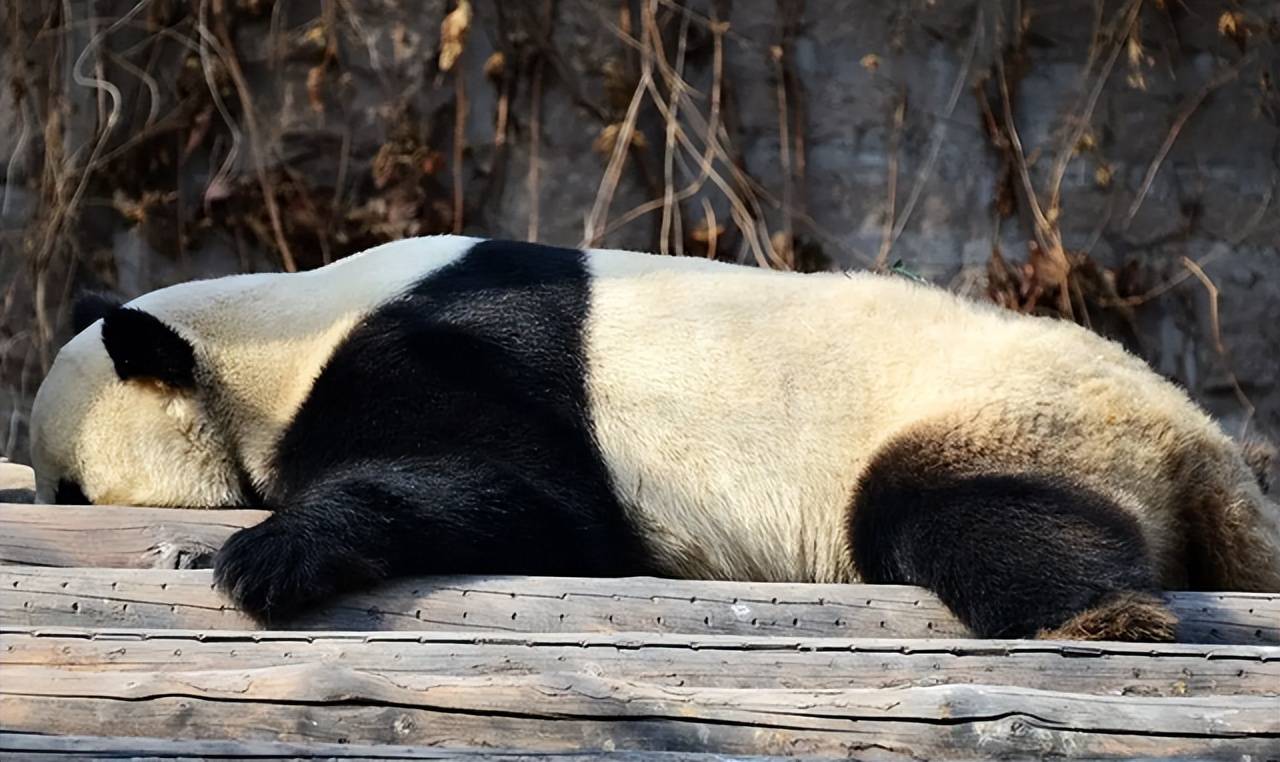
[0,733,792,761]
[2,656,1276,758]
[4,627,1278,696]
[2,566,1278,644]
[0,463,34,505]
[0,504,265,568]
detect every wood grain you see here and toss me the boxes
[3,655,1276,758]
[0,733,794,761]
[0,504,265,568]
[3,565,1278,644]
[4,627,1278,696]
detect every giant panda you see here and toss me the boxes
[28,235,1280,640]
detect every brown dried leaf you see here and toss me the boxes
[112,190,147,224]
[1126,34,1143,68]
[1218,11,1249,51]
[372,143,397,190]
[690,222,725,244]
[985,247,1022,311]
[602,58,632,114]
[1028,241,1070,305]
[1094,163,1113,188]
[770,231,795,267]
[392,23,415,66]
[306,64,326,114]
[300,22,327,53]
[182,104,215,162]
[618,4,632,39]
[483,51,505,82]
[1218,11,1241,38]
[421,151,445,176]
[593,123,647,155]
[439,0,472,73]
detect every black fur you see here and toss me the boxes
[54,479,90,505]
[214,240,649,621]
[850,469,1159,639]
[100,308,196,388]
[72,292,125,334]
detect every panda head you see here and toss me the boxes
[30,293,243,508]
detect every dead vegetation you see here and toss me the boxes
[1,0,1277,459]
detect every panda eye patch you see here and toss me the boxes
[54,479,91,505]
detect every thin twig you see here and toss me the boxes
[1101,247,1227,308]
[996,56,1054,255]
[1181,256,1255,434]
[1045,0,1141,216]
[526,2,553,242]
[1124,61,1246,227]
[452,65,467,234]
[204,0,297,271]
[876,91,905,270]
[332,124,352,226]
[104,49,160,131]
[603,11,724,242]
[192,20,242,215]
[700,197,718,259]
[608,7,784,268]
[888,9,979,251]
[659,11,691,256]
[771,1,801,268]
[582,0,655,247]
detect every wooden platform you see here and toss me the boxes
[2,495,1278,759]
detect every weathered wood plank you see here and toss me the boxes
[0,504,264,568]
[3,566,1278,644]
[2,659,1276,758]
[0,733,795,761]
[0,464,34,505]
[4,627,1277,696]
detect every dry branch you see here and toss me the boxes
[1181,256,1255,431]
[1124,61,1248,228]
[204,0,297,271]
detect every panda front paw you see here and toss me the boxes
[213,514,379,623]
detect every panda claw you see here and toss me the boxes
[213,515,337,623]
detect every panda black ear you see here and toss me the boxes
[100,307,197,388]
[72,291,125,334]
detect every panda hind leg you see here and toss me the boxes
[850,456,1177,642]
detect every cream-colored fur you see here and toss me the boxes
[582,251,1280,591]
[29,235,1280,594]
[31,236,480,506]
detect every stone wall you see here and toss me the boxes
[1,0,1277,463]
